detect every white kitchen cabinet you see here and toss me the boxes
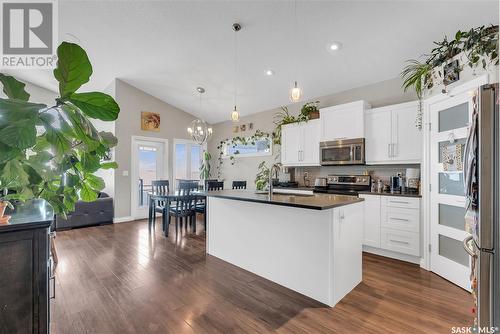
[281,119,320,167]
[360,194,421,260]
[320,101,370,141]
[359,194,381,248]
[365,101,422,164]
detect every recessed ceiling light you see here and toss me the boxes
[327,42,343,52]
[265,69,275,76]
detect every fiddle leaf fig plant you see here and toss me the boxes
[0,41,120,215]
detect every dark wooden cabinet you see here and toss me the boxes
[0,200,53,334]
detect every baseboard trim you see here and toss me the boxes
[363,245,421,265]
[114,216,134,223]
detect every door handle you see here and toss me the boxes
[463,235,477,258]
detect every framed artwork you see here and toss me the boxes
[240,124,246,132]
[443,60,460,86]
[233,125,239,133]
[141,112,160,132]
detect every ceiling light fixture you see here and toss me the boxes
[266,69,275,76]
[231,22,241,122]
[289,0,302,102]
[327,41,343,52]
[187,87,212,144]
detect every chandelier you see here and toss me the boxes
[187,87,213,144]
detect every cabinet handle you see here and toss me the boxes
[390,217,410,221]
[389,200,410,204]
[388,143,391,158]
[389,239,410,245]
[49,274,55,299]
[393,143,397,157]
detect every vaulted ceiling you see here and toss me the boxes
[10,1,499,123]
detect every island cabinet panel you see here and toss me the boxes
[330,202,363,306]
[0,227,49,334]
[359,194,381,248]
[207,196,363,307]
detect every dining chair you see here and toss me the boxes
[151,180,170,232]
[206,180,224,191]
[232,181,247,189]
[178,180,198,195]
[169,194,196,238]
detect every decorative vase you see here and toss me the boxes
[309,110,320,120]
[0,202,10,224]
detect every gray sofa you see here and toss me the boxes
[55,192,114,230]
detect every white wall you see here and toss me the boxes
[113,79,200,219]
[208,77,418,189]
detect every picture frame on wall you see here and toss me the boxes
[141,111,161,132]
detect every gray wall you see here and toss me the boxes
[113,79,199,218]
[208,77,418,189]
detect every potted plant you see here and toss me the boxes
[0,42,120,216]
[200,150,212,189]
[300,101,320,120]
[255,161,270,191]
[0,189,14,224]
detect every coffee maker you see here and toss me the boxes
[405,168,420,194]
[390,173,405,194]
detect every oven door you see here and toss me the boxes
[320,142,365,165]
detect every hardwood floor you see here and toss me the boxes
[51,218,473,334]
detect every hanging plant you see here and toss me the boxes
[216,129,272,179]
[401,25,498,129]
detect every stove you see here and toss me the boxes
[313,175,371,196]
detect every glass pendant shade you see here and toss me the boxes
[187,119,212,144]
[231,106,240,122]
[289,81,302,102]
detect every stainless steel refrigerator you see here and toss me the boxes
[463,83,499,330]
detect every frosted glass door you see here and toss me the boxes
[429,91,473,291]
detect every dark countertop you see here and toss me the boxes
[204,189,363,210]
[0,199,54,233]
[358,191,422,198]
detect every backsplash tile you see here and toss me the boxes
[294,164,420,187]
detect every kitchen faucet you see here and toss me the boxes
[268,163,282,200]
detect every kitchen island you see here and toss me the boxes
[206,190,364,307]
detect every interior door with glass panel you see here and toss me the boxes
[133,140,165,219]
[429,91,472,290]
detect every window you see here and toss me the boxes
[223,137,272,158]
[174,140,203,181]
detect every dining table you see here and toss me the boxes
[148,190,206,236]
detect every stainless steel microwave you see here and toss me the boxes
[320,138,365,165]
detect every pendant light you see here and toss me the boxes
[231,23,241,122]
[289,0,303,102]
[187,87,213,144]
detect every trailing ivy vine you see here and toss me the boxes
[401,25,498,129]
[216,129,272,179]
[401,25,498,99]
